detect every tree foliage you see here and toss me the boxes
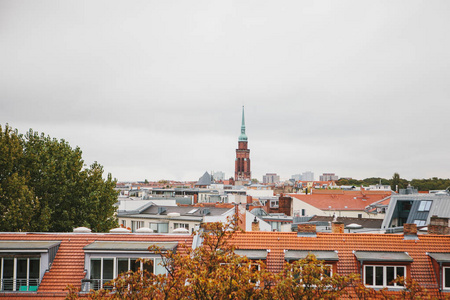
[0,124,118,232]
[67,219,436,300]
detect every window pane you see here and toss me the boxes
[143,259,154,274]
[154,258,166,275]
[365,266,373,285]
[375,266,384,286]
[90,259,101,279]
[386,267,395,286]
[397,267,405,286]
[130,258,140,272]
[16,258,27,290]
[103,259,114,280]
[445,268,450,288]
[29,258,40,287]
[2,258,14,291]
[117,258,129,275]
[158,223,168,233]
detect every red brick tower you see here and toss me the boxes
[235,106,251,182]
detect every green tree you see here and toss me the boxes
[0,125,118,232]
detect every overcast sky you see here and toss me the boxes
[1,0,450,182]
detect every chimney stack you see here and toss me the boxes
[331,221,344,233]
[251,217,259,231]
[297,224,316,237]
[428,215,450,235]
[403,223,418,240]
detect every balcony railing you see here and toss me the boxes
[81,279,114,292]
[0,278,40,292]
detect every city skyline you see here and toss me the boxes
[1,1,450,182]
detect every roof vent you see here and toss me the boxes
[73,227,92,233]
[158,207,167,215]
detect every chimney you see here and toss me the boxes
[403,223,418,240]
[428,215,450,235]
[297,224,316,237]
[194,194,198,204]
[251,217,259,231]
[331,221,344,233]
[247,195,253,204]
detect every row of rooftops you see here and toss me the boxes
[3,221,450,298]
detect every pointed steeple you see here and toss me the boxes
[238,106,248,142]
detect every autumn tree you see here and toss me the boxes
[0,124,118,232]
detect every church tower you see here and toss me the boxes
[235,106,251,181]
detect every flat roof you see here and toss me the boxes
[354,251,413,262]
[428,252,450,263]
[285,250,339,261]
[0,241,61,252]
[83,241,178,252]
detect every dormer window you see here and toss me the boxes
[82,241,177,291]
[354,251,413,289]
[0,241,60,292]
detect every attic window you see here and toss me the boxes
[270,200,279,208]
[418,201,432,212]
[187,208,199,214]
[0,241,61,292]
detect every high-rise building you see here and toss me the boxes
[235,106,251,181]
[302,171,314,181]
[263,173,280,184]
[319,173,338,181]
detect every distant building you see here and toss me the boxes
[319,173,338,181]
[213,171,225,181]
[291,174,302,181]
[263,173,280,184]
[235,107,251,181]
[302,171,314,181]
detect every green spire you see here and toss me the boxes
[238,106,248,142]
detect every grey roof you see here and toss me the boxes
[285,250,339,261]
[381,194,450,229]
[428,253,450,263]
[309,216,383,229]
[195,171,212,186]
[0,241,61,252]
[235,249,268,260]
[83,241,178,252]
[139,205,234,217]
[354,251,413,262]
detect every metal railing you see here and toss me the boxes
[0,278,39,292]
[81,279,114,292]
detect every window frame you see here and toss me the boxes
[444,267,450,290]
[86,255,165,290]
[363,265,406,288]
[0,256,40,292]
[418,200,432,212]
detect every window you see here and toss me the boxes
[0,257,40,292]
[88,257,164,290]
[444,267,450,289]
[121,220,126,227]
[149,223,169,233]
[418,201,432,212]
[301,209,306,216]
[364,265,405,287]
[270,200,279,208]
[131,221,144,232]
[174,223,189,230]
[413,220,426,226]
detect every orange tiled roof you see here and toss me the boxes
[0,233,193,299]
[289,192,391,211]
[230,231,450,298]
